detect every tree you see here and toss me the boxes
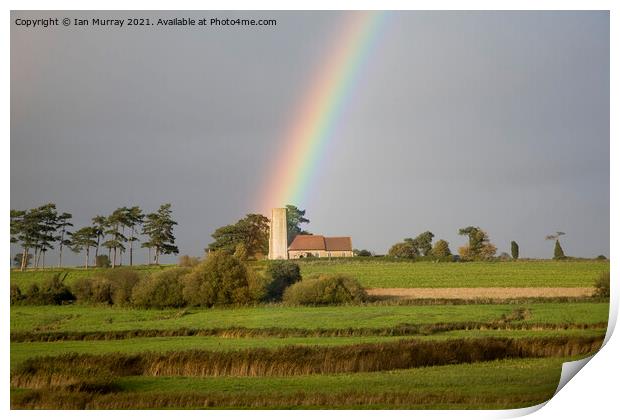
[354,249,372,257]
[510,241,519,260]
[388,241,418,258]
[91,215,108,262]
[208,214,270,258]
[554,240,565,259]
[458,226,496,261]
[546,232,566,260]
[103,208,129,268]
[70,226,98,269]
[13,253,32,268]
[124,206,144,266]
[410,231,434,256]
[142,203,179,265]
[285,205,310,245]
[431,239,451,258]
[11,204,59,270]
[56,212,73,268]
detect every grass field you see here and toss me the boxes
[10,302,609,333]
[10,328,606,370]
[294,259,610,288]
[9,259,611,409]
[10,259,609,289]
[10,356,589,409]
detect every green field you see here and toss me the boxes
[10,328,605,371]
[10,302,609,333]
[9,259,611,409]
[9,265,167,289]
[11,259,609,289]
[295,259,609,288]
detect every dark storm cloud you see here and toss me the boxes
[11,11,609,264]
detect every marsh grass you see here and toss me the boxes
[12,335,603,387]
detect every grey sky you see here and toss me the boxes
[11,11,609,264]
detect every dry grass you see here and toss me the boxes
[11,388,552,410]
[367,287,596,300]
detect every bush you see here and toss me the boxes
[22,273,75,305]
[283,274,368,305]
[182,251,252,307]
[10,284,23,305]
[73,277,113,304]
[593,272,610,298]
[265,261,302,301]
[103,268,140,305]
[132,267,190,309]
[96,255,111,268]
[178,255,200,267]
[73,268,140,305]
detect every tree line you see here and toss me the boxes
[10,203,178,270]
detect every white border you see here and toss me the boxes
[3,1,616,419]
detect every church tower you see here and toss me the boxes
[268,207,288,260]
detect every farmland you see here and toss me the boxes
[10,259,610,409]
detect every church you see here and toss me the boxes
[268,208,353,260]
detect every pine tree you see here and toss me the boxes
[142,204,179,264]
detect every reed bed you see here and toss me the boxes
[11,388,552,410]
[11,321,608,343]
[12,335,603,388]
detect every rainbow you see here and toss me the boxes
[258,11,389,212]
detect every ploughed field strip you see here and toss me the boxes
[367,287,596,299]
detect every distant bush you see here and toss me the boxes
[73,277,113,304]
[178,255,200,267]
[96,255,111,268]
[20,273,75,305]
[10,284,23,304]
[265,261,302,301]
[283,274,368,305]
[593,272,610,298]
[103,268,141,305]
[132,267,190,309]
[182,251,253,307]
[596,255,608,261]
[354,249,372,257]
[73,268,140,305]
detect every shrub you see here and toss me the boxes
[178,255,200,267]
[131,267,190,309]
[10,284,23,305]
[283,274,368,305]
[388,242,417,258]
[96,255,111,268]
[73,277,113,304]
[596,255,608,261]
[354,249,372,257]
[103,268,140,305]
[182,251,252,307]
[265,261,302,301]
[23,273,75,305]
[431,240,451,258]
[593,272,610,298]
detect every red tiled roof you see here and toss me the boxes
[288,235,352,251]
[288,235,326,251]
[325,237,352,251]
